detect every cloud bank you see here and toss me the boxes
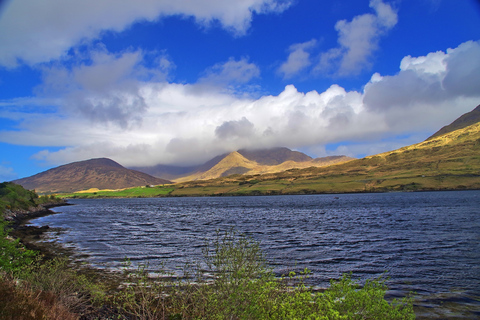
[0,40,479,167]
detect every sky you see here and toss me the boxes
[1,0,480,181]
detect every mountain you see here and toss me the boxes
[13,158,171,194]
[129,153,228,181]
[176,152,258,182]
[133,147,353,182]
[427,104,480,140]
[174,151,353,183]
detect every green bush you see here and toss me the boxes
[114,230,415,319]
[0,219,37,274]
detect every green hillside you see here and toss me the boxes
[0,182,62,215]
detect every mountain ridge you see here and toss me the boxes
[427,104,480,140]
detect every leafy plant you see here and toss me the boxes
[0,219,37,274]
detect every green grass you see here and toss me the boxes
[63,185,175,198]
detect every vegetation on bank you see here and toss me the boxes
[0,182,62,213]
[1,184,415,319]
[0,228,415,319]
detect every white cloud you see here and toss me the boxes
[278,39,317,78]
[362,41,480,136]
[0,0,291,67]
[363,40,480,115]
[316,0,397,76]
[34,47,174,129]
[0,41,479,168]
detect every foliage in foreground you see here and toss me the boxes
[0,224,415,319]
[113,230,415,319]
[0,218,37,273]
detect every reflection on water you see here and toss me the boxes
[31,191,480,319]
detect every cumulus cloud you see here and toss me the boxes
[278,39,317,78]
[0,41,479,167]
[0,0,291,67]
[35,47,173,129]
[316,0,397,76]
[363,40,480,131]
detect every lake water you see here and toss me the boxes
[30,191,480,318]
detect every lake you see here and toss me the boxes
[30,191,480,318]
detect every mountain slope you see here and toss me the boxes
[427,104,480,140]
[170,121,480,196]
[13,158,171,194]
[175,152,258,182]
[129,153,228,180]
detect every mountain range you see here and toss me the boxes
[12,104,480,194]
[12,147,353,194]
[170,112,480,196]
[131,147,353,182]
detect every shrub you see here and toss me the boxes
[0,219,37,274]
[0,275,78,320]
[113,230,415,319]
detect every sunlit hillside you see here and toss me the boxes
[169,121,480,196]
[174,151,354,183]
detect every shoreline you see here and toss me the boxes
[62,186,480,200]
[4,201,71,227]
[6,201,75,260]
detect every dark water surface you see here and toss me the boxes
[31,191,480,318]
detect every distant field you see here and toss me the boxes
[62,185,174,198]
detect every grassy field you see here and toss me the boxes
[61,185,175,198]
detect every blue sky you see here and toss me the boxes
[1,0,480,180]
